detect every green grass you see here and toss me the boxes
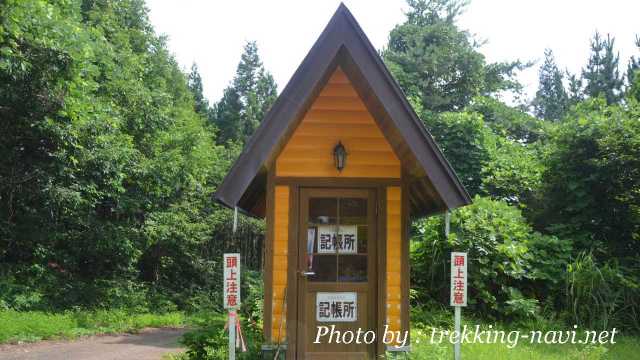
[409,333,640,359]
[409,327,640,360]
[0,309,191,344]
[8,308,638,360]
[406,306,640,359]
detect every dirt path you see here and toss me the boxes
[0,328,188,360]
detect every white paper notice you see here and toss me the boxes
[316,225,357,254]
[316,292,357,322]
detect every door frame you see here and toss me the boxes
[296,187,377,358]
[274,178,396,359]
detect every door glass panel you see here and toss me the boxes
[339,198,366,224]
[357,224,368,253]
[308,198,337,281]
[338,255,367,282]
[339,198,367,255]
[309,198,337,225]
[338,197,368,282]
[308,255,337,282]
[307,195,368,283]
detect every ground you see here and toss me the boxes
[0,328,186,360]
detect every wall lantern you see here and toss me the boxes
[333,141,347,172]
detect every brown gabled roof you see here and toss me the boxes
[214,3,471,218]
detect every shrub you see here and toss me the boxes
[538,99,640,261]
[181,314,262,360]
[180,271,265,359]
[240,270,264,331]
[411,196,571,320]
[0,281,44,311]
[566,252,640,331]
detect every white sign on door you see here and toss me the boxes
[317,225,357,254]
[223,253,240,309]
[450,252,467,307]
[316,292,357,322]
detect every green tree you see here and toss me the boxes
[468,96,547,144]
[425,112,491,195]
[582,32,624,104]
[538,99,640,262]
[425,109,544,206]
[187,63,210,118]
[0,0,85,276]
[481,136,544,209]
[384,0,525,112]
[567,71,585,106]
[627,35,640,101]
[0,0,241,310]
[213,87,243,144]
[533,49,569,121]
[233,41,263,97]
[213,41,277,144]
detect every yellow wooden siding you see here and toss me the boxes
[386,186,402,338]
[271,186,289,342]
[276,67,400,178]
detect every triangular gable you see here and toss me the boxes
[215,3,471,218]
[277,67,401,178]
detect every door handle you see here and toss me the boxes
[299,270,316,277]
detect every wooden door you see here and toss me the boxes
[297,188,377,359]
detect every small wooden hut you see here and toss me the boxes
[215,4,471,358]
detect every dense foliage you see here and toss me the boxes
[393,0,640,333]
[423,109,544,207]
[0,0,266,314]
[537,100,640,259]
